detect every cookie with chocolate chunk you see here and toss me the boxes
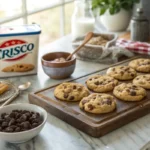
[86,75,118,92]
[129,58,150,73]
[113,83,146,101]
[54,82,90,101]
[79,93,116,114]
[133,75,150,89]
[106,66,136,80]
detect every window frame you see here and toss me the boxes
[0,0,74,36]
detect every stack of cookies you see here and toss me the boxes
[54,58,150,115]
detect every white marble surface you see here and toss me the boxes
[0,35,149,150]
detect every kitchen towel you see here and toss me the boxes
[116,39,150,55]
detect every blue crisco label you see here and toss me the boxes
[0,39,34,61]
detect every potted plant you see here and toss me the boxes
[92,0,140,31]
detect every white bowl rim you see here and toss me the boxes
[0,103,47,135]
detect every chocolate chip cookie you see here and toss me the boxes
[133,75,150,89]
[106,66,136,80]
[129,58,150,73]
[79,93,116,114]
[2,64,34,72]
[113,83,146,101]
[86,75,118,92]
[54,82,90,101]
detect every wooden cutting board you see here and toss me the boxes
[29,56,150,137]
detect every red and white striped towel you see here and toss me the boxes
[116,39,150,55]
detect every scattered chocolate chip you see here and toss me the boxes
[112,83,115,87]
[94,81,100,85]
[5,127,13,132]
[77,87,82,91]
[130,90,136,96]
[120,71,124,75]
[101,99,112,105]
[69,96,74,100]
[73,85,76,89]
[126,89,130,92]
[64,93,69,98]
[9,118,15,126]
[131,73,135,77]
[87,104,94,110]
[124,68,129,71]
[15,127,21,132]
[2,122,8,128]
[82,99,88,105]
[112,68,115,71]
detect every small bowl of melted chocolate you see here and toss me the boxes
[41,52,76,79]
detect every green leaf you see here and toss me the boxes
[100,6,107,15]
[109,0,115,5]
[109,6,115,14]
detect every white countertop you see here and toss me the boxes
[0,35,149,150]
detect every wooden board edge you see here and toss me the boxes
[29,93,150,137]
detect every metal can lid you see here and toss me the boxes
[0,24,41,37]
[132,8,149,21]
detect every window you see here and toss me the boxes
[0,0,74,45]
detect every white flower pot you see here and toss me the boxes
[100,9,131,32]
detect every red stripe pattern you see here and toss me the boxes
[116,39,150,55]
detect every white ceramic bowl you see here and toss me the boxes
[0,103,47,143]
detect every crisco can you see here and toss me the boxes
[0,24,41,77]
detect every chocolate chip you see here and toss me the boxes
[21,121,31,130]
[73,85,76,89]
[120,71,124,75]
[87,104,94,110]
[9,118,15,126]
[112,83,115,87]
[101,99,112,105]
[5,127,13,132]
[130,90,136,96]
[125,68,129,71]
[77,87,82,91]
[126,89,130,92]
[64,93,69,98]
[69,96,74,100]
[32,123,38,128]
[82,99,88,105]
[112,68,115,71]
[20,114,27,122]
[2,122,8,128]
[1,113,6,119]
[15,127,21,132]
[94,81,100,85]
[131,73,135,77]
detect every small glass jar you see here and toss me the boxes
[71,0,95,41]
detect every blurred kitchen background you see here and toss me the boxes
[0,0,149,46]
